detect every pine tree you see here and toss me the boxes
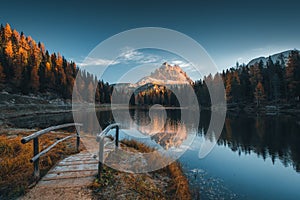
[254,82,265,107]
[3,24,12,42]
[0,63,5,90]
[30,65,39,92]
[225,71,233,102]
[0,23,83,98]
[286,50,300,101]
[87,82,93,102]
[271,73,280,102]
[231,71,241,102]
[239,66,252,103]
[5,40,13,62]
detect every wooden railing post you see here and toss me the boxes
[98,136,104,178]
[96,123,120,178]
[21,123,83,182]
[33,137,40,180]
[115,126,119,148]
[76,125,80,152]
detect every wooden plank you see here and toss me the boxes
[35,152,99,187]
[38,177,95,187]
[62,156,97,162]
[56,161,99,167]
[63,155,96,161]
[47,169,98,174]
[42,170,97,181]
[62,158,97,162]
[50,163,98,172]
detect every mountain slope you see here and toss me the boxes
[247,50,294,66]
[137,62,193,86]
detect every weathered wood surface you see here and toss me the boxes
[31,135,75,163]
[96,123,119,141]
[21,123,82,144]
[26,136,115,188]
[21,123,82,180]
[36,152,98,188]
[21,152,98,199]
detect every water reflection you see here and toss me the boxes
[129,109,188,149]
[7,108,300,173]
[71,108,188,150]
[217,113,300,172]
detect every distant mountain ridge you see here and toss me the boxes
[247,49,296,66]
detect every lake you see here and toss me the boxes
[7,108,300,199]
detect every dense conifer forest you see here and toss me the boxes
[0,23,299,107]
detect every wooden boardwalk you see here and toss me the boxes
[21,152,98,199]
[38,151,98,187]
[18,123,123,199]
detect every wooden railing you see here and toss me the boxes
[96,123,120,178]
[21,123,83,180]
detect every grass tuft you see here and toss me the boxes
[91,139,192,200]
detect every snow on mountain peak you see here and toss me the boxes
[247,50,295,66]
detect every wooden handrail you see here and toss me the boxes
[30,135,75,163]
[21,123,83,144]
[96,123,120,141]
[21,123,83,181]
[97,123,120,178]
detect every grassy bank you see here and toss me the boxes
[90,139,191,200]
[122,139,191,199]
[0,129,192,199]
[0,129,82,199]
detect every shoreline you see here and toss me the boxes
[0,128,191,200]
[1,92,300,126]
[1,102,299,123]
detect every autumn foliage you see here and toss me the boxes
[0,23,299,106]
[0,23,111,102]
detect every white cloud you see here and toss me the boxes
[117,47,161,64]
[77,57,119,67]
[76,48,204,81]
[170,60,190,68]
[76,48,162,68]
[119,47,144,61]
[170,59,199,73]
[140,55,161,64]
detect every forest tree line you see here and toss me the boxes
[219,50,300,106]
[0,23,300,107]
[0,23,112,103]
[121,50,300,107]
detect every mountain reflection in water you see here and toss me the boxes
[8,108,300,172]
[7,108,300,199]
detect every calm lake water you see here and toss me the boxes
[8,108,300,200]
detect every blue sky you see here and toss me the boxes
[1,0,300,81]
[87,48,199,83]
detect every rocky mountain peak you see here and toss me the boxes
[137,63,193,86]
